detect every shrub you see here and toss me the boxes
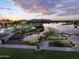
[44,29,61,37]
[23,41,39,46]
[53,40,64,47]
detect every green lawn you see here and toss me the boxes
[0,48,79,59]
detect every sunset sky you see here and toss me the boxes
[0,0,79,20]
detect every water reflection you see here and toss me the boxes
[43,24,79,44]
[69,36,79,44]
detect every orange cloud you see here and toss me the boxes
[12,0,61,14]
[27,0,33,3]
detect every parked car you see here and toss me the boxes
[0,27,14,34]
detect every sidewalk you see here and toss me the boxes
[0,44,36,49]
[0,44,79,52]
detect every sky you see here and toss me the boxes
[0,0,79,20]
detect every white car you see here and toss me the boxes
[0,28,14,34]
[0,29,6,33]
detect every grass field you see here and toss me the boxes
[0,48,79,59]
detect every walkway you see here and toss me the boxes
[0,44,79,52]
[0,44,36,49]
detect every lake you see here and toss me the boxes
[43,23,79,44]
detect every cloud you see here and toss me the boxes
[0,6,11,11]
[0,7,5,10]
[56,0,79,16]
[12,0,62,14]
[12,0,79,16]
[7,8,12,10]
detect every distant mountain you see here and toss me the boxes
[27,19,79,23]
[27,19,54,23]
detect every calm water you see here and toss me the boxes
[43,23,79,44]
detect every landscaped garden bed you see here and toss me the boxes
[23,41,39,46]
